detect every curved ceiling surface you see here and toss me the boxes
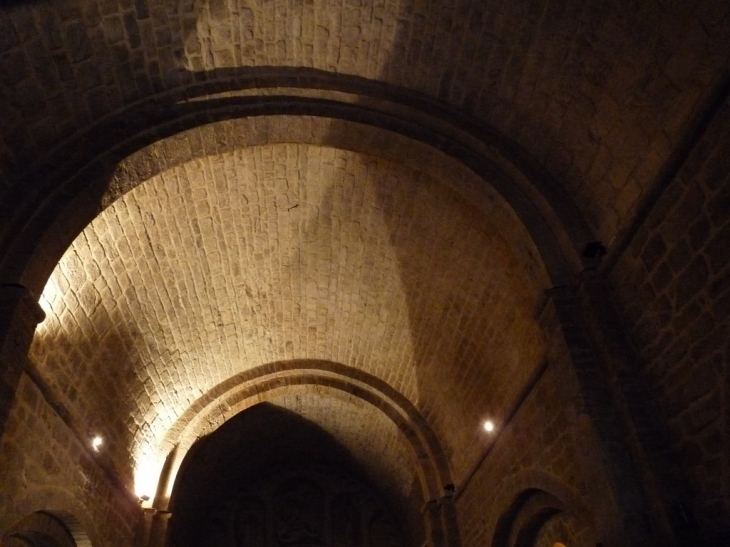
[2,0,728,246]
[30,139,549,495]
[0,1,729,544]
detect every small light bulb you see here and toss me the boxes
[483,420,495,433]
[91,436,103,451]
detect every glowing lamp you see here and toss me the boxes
[91,436,103,451]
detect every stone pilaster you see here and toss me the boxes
[539,280,669,546]
[439,490,460,547]
[421,489,461,547]
[423,499,445,547]
[0,283,45,441]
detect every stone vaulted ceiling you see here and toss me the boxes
[1,0,729,522]
[1,0,728,243]
[30,137,548,502]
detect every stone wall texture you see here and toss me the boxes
[0,373,138,547]
[0,1,729,546]
[28,141,548,502]
[2,0,729,244]
[609,96,730,537]
[455,350,600,547]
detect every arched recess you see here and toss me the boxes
[0,72,594,294]
[490,471,600,547]
[1,511,91,547]
[0,71,592,547]
[492,489,596,547]
[152,360,452,512]
[167,407,415,547]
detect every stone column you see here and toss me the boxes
[0,284,45,441]
[134,508,156,547]
[142,444,178,547]
[579,272,680,542]
[422,500,444,547]
[539,278,671,545]
[422,491,460,547]
[147,510,172,547]
[439,490,460,547]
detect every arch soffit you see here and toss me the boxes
[0,71,592,291]
[161,360,451,506]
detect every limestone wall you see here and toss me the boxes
[0,373,139,547]
[454,354,601,547]
[608,97,730,538]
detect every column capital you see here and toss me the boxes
[0,283,45,365]
[0,283,45,323]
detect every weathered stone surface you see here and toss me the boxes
[0,375,138,547]
[28,141,548,497]
[1,1,729,545]
[1,0,728,242]
[610,97,730,535]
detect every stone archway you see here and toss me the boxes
[166,404,412,547]
[2,81,590,297]
[159,361,452,504]
[0,68,585,547]
[138,361,458,547]
[490,472,600,547]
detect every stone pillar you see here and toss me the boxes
[439,491,460,547]
[0,284,45,441]
[423,500,444,547]
[539,279,670,546]
[578,272,679,542]
[422,491,460,547]
[134,508,156,547]
[147,510,172,547]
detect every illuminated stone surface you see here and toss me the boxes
[0,1,729,546]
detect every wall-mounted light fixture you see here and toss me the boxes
[91,435,103,451]
[135,459,162,508]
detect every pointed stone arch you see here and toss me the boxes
[160,360,452,510]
